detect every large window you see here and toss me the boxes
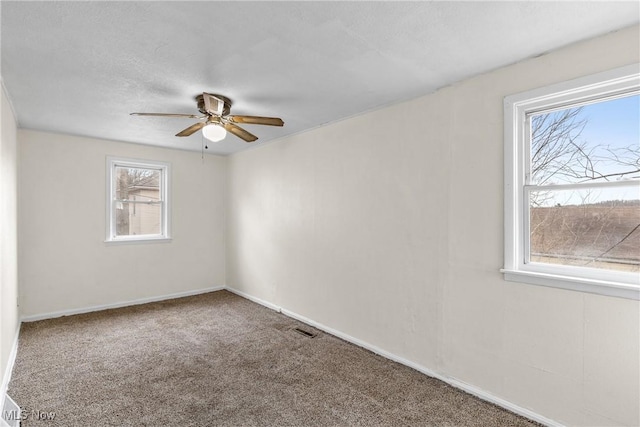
[503,64,639,299]
[106,157,171,243]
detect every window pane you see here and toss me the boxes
[529,186,640,272]
[115,167,161,200]
[530,94,639,185]
[115,202,162,236]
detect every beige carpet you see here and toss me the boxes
[9,290,539,426]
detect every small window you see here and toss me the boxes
[106,157,171,243]
[503,64,639,300]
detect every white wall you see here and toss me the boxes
[18,130,226,317]
[1,83,19,395]
[227,25,640,426]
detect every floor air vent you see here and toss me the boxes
[293,327,317,338]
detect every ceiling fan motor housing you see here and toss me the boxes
[197,94,232,116]
[131,92,282,142]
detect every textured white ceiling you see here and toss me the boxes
[1,1,638,155]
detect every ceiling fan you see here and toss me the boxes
[130,93,284,143]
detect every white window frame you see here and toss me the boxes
[503,64,640,300]
[106,156,171,243]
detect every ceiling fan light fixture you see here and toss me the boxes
[202,124,227,142]
[131,92,282,143]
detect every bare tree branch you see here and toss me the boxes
[529,104,640,270]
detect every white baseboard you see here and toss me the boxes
[11,284,563,427]
[225,286,563,427]
[1,324,21,419]
[4,285,225,415]
[1,394,19,427]
[223,287,282,312]
[20,285,225,322]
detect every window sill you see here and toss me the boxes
[501,269,639,300]
[104,236,172,246]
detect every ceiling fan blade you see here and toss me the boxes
[131,112,202,118]
[227,115,284,127]
[203,93,225,116]
[223,122,258,142]
[176,122,206,137]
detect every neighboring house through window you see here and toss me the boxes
[106,157,171,242]
[503,64,639,300]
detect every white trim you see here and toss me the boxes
[20,286,224,322]
[525,179,639,192]
[0,324,21,418]
[8,285,564,426]
[1,394,19,427]
[503,63,640,299]
[223,287,282,312]
[502,269,639,300]
[224,286,562,427]
[504,64,639,111]
[104,236,172,245]
[105,156,172,243]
